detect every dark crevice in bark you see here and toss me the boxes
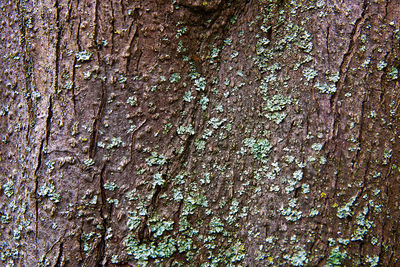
[384,0,389,21]
[33,138,45,251]
[124,21,139,74]
[127,119,146,169]
[76,17,82,51]
[54,0,61,97]
[120,0,126,22]
[88,83,107,159]
[135,51,142,73]
[352,95,367,169]
[78,221,84,262]
[55,242,64,267]
[330,0,368,140]
[110,0,115,53]
[45,95,53,146]
[332,1,367,105]
[17,0,36,144]
[92,0,99,48]
[66,0,72,22]
[71,56,78,115]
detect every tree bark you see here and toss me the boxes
[1,0,400,266]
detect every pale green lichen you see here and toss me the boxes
[199,95,209,110]
[84,158,95,167]
[38,182,60,203]
[145,152,167,166]
[387,66,398,80]
[177,124,195,135]
[153,173,164,187]
[289,248,308,266]
[76,50,92,62]
[351,206,373,241]
[377,61,387,70]
[264,94,291,124]
[126,96,138,106]
[169,73,181,83]
[104,182,118,191]
[280,198,302,222]
[243,138,273,162]
[183,90,194,102]
[302,67,318,81]
[2,179,14,198]
[326,246,347,266]
[194,77,206,91]
[315,82,336,94]
[337,196,357,219]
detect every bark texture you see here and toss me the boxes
[1,0,400,266]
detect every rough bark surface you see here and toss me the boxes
[1,0,400,266]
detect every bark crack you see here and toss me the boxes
[54,0,61,97]
[17,0,36,144]
[76,16,82,51]
[33,138,45,249]
[127,119,147,168]
[45,95,53,146]
[352,92,367,169]
[123,22,139,73]
[110,0,115,53]
[331,0,368,108]
[54,242,64,267]
[66,0,72,22]
[71,56,78,114]
[91,0,99,48]
[88,83,107,159]
[330,1,368,142]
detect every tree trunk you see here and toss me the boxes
[1,0,400,266]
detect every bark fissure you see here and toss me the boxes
[45,95,53,146]
[384,0,389,21]
[332,1,368,107]
[123,22,138,73]
[352,94,367,169]
[54,242,64,267]
[88,83,107,159]
[92,0,99,48]
[54,0,61,97]
[66,0,72,22]
[110,0,115,53]
[33,138,45,248]
[128,119,146,168]
[70,55,78,115]
[76,16,82,51]
[17,0,36,144]
[330,0,368,141]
